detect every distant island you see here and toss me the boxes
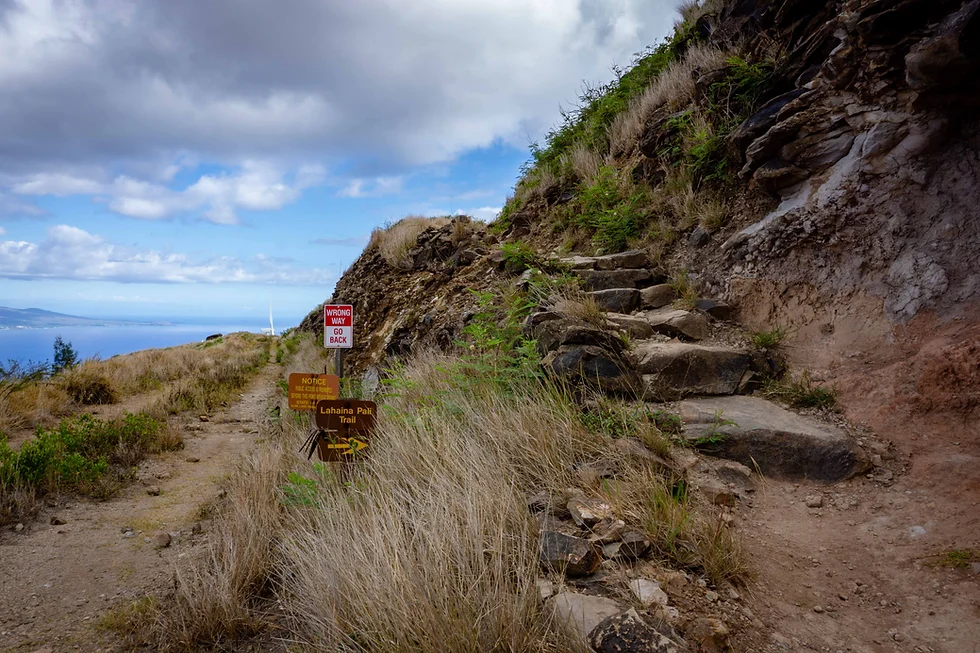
[0,306,170,328]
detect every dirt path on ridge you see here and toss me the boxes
[0,360,283,653]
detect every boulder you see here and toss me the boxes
[634,343,751,400]
[542,345,642,397]
[594,249,650,270]
[539,532,602,577]
[589,518,626,544]
[688,226,711,248]
[642,309,710,341]
[605,313,656,339]
[575,269,657,291]
[532,318,624,356]
[639,284,677,309]
[551,592,623,640]
[589,288,641,313]
[522,311,562,337]
[693,299,733,321]
[679,396,870,481]
[590,608,680,653]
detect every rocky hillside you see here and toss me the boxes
[301,0,980,449]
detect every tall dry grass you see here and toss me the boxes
[609,44,728,156]
[367,216,452,269]
[138,346,745,650]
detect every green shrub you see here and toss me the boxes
[0,412,170,498]
[563,165,650,253]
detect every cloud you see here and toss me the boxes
[13,161,323,224]
[460,207,501,221]
[0,0,677,178]
[0,224,335,285]
[0,192,46,218]
[312,236,370,247]
[0,226,5,235]
[339,176,405,199]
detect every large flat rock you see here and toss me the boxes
[642,308,710,341]
[575,269,658,291]
[679,395,870,481]
[634,342,751,400]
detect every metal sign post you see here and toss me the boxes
[323,303,353,379]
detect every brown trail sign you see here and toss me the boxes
[313,399,377,462]
[287,373,340,411]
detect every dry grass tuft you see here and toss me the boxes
[367,216,452,269]
[144,446,287,650]
[562,142,605,184]
[138,347,746,649]
[62,364,119,405]
[609,44,728,156]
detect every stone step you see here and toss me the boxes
[573,268,662,291]
[587,288,640,313]
[632,342,751,400]
[678,395,870,481]
[641,308,709,341]
[558,249,651,271]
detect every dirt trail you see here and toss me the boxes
[0,360,283,653]
[741,434,980,652]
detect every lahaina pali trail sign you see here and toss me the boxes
[312,399,377,462]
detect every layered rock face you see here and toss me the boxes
[695,0,980,338]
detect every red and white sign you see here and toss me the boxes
[323,304,353,349]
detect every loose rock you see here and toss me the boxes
[567,496,613,527]
[642,308,710,341]
[629,579,669,607]
[618,531,652,560]
[551,592,623,640]
[589,608,679,653]
[639,284,677,309]
[539,531,602,577]
[153,532,172,549]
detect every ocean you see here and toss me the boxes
[0,321,287,365]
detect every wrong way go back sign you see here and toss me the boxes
[324,304,353,349]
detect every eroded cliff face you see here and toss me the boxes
[711,1,980,343]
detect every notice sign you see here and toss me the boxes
[287,373,340,411]
[314,399,377,462]
[324,304,353,349]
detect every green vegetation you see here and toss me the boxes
[927,548,979,569]
[762,371,837,410]
[559,165,652,252]
[499,240,541,272]
[1,412,179,523]
[752,326,786,349]
[52,336,79,374]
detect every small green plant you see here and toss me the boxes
[752,326,786,349]
[499,241,540,272]
[692,410,736,447]
[668,269,699,309]
[281,471,320,508]
[762,371,837,410]
[926,548,978,569]
[52,336,79,374]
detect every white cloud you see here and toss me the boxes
[12,161,322,224]
[0,226,5,236]
[0,224,335,285]
[339,176,405,199]
[461,206,502,221]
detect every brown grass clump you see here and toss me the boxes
[367,216,452,269]
[136,345,746,649]
[609,44,728,156]
[62,365,119,405]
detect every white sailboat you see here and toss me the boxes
[261,302,276,336]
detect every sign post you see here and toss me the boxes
[323,304,353,378]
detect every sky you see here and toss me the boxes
[0,0,680,327]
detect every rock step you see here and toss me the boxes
[633,342,752,400]
[559,249,651,271]
[678,395,870,481]
[574,268,664,291]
